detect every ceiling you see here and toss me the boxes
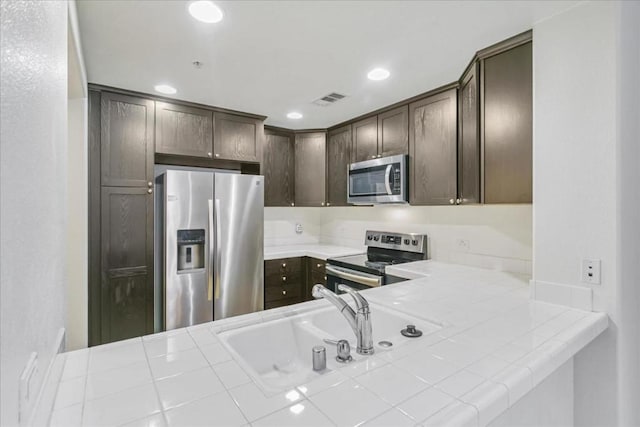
[76,0,578,129]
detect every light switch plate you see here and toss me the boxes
[581,259,601,285]
[295,223,303,234]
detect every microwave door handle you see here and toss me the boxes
[384,164,393,195]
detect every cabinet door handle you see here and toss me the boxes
[282,276,287,282]
[321,202,325,206]
[456,198,462,205]
[147,181,153,187]
[291,202,295,207]
[207,152,212,158]
[316,263,322,268]
[215,153,220,158]
[449,199,455,204]
[282,290,287,295]
[147,189,153,194]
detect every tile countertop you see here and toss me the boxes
[264,244,365,261]
[42,262,608,427]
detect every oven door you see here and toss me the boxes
[325,265,382,293]
[348,154,407,204]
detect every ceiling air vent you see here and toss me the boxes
[312,92,347,107]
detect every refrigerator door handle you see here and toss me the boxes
[207,199,214,301]
[214,198,222,300]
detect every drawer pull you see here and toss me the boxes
[282,263,286,268]
[316,263,322,268]
[282,290,287,295]
[282,276,286,282]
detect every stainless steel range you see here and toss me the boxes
[325,230,428,292]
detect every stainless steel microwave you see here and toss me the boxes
[348,154,408,204]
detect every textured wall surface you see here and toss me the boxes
[0,1,68,425]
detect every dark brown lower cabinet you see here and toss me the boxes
[100,186,154,343]
[409,88,458,205]
[264,257,326,309]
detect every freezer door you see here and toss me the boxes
[213,174,264,319]
[164,170,214,329]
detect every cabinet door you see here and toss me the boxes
[295,132,326,207]
[263,129,295,206]
[409,89,458,205]
[483,42,532,203]
[378,105,408,157]
[213,112,262,162]
[327,125,351,206]
[155,102,213,158]
[458,63,480,204]
[101,92,154,187]
[101,186,154,343]
[351,116,378,162]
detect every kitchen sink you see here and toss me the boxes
[218,302,442,393]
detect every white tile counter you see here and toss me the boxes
[264,244,365,261]
[39,262,607,427]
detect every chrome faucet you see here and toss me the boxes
[312,284,374,355]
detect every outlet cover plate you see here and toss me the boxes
[581,259,601,285]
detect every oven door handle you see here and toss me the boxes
[325,265,382,288]
[384,164,393,195]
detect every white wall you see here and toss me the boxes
[266,205,532,275]
[0,1,69,425]
[65,0,88,351]
[533,1,639,424]
[616,1,640,424]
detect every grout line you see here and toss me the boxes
[141,336,170,427]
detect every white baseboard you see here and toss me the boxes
[530,280,593,311]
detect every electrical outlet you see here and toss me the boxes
[19,352,38,424]
[295,223,303,234]
[581,259,601,285]
[456,239,470,252]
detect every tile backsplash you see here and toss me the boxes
[265,205,532,275]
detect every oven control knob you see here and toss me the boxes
[367,235,373,240]
[404,239,410,245]
[411,240,418,246]
[373,236,379,241]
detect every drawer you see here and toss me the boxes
[309,258,326,274]
[265,272,302,288]
[265,297,303,310]
[265,257,302,276]
[265,283,302,302]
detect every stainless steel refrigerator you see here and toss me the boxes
[155,170,264,330]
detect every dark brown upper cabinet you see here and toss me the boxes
[351,116,378,162]
[327,125,352,206]
[378,105,409,158]
[295,132,326,207]
[213,112,263,163]
[482,41,532,204]
[458,62,481,204]
[155,102,213,159]
[263,128,295,207]
[100,92,154,187]
[409,88,458,205]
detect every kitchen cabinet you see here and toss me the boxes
[458,62,481,204]
[307,258,327,301]
[295,132,326,207]
[213,112,262,163]
[377,105,409,158]
[409,88,458,205]
[155,102,213,158]
[351,106,409,163]
[100,92,154,187]
[100,186,154,343]
[263,128,295,206]
[482,42,532,203]
[351,116,378,162]
[327,125,351,206]
[264,257,304,309]
[90,90,156,346]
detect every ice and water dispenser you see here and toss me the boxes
[177,229,205,272]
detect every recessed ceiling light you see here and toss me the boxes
[154,84,177,95]
[188,1,224,23]
[367,68,390,81]
[287,112,303,119]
